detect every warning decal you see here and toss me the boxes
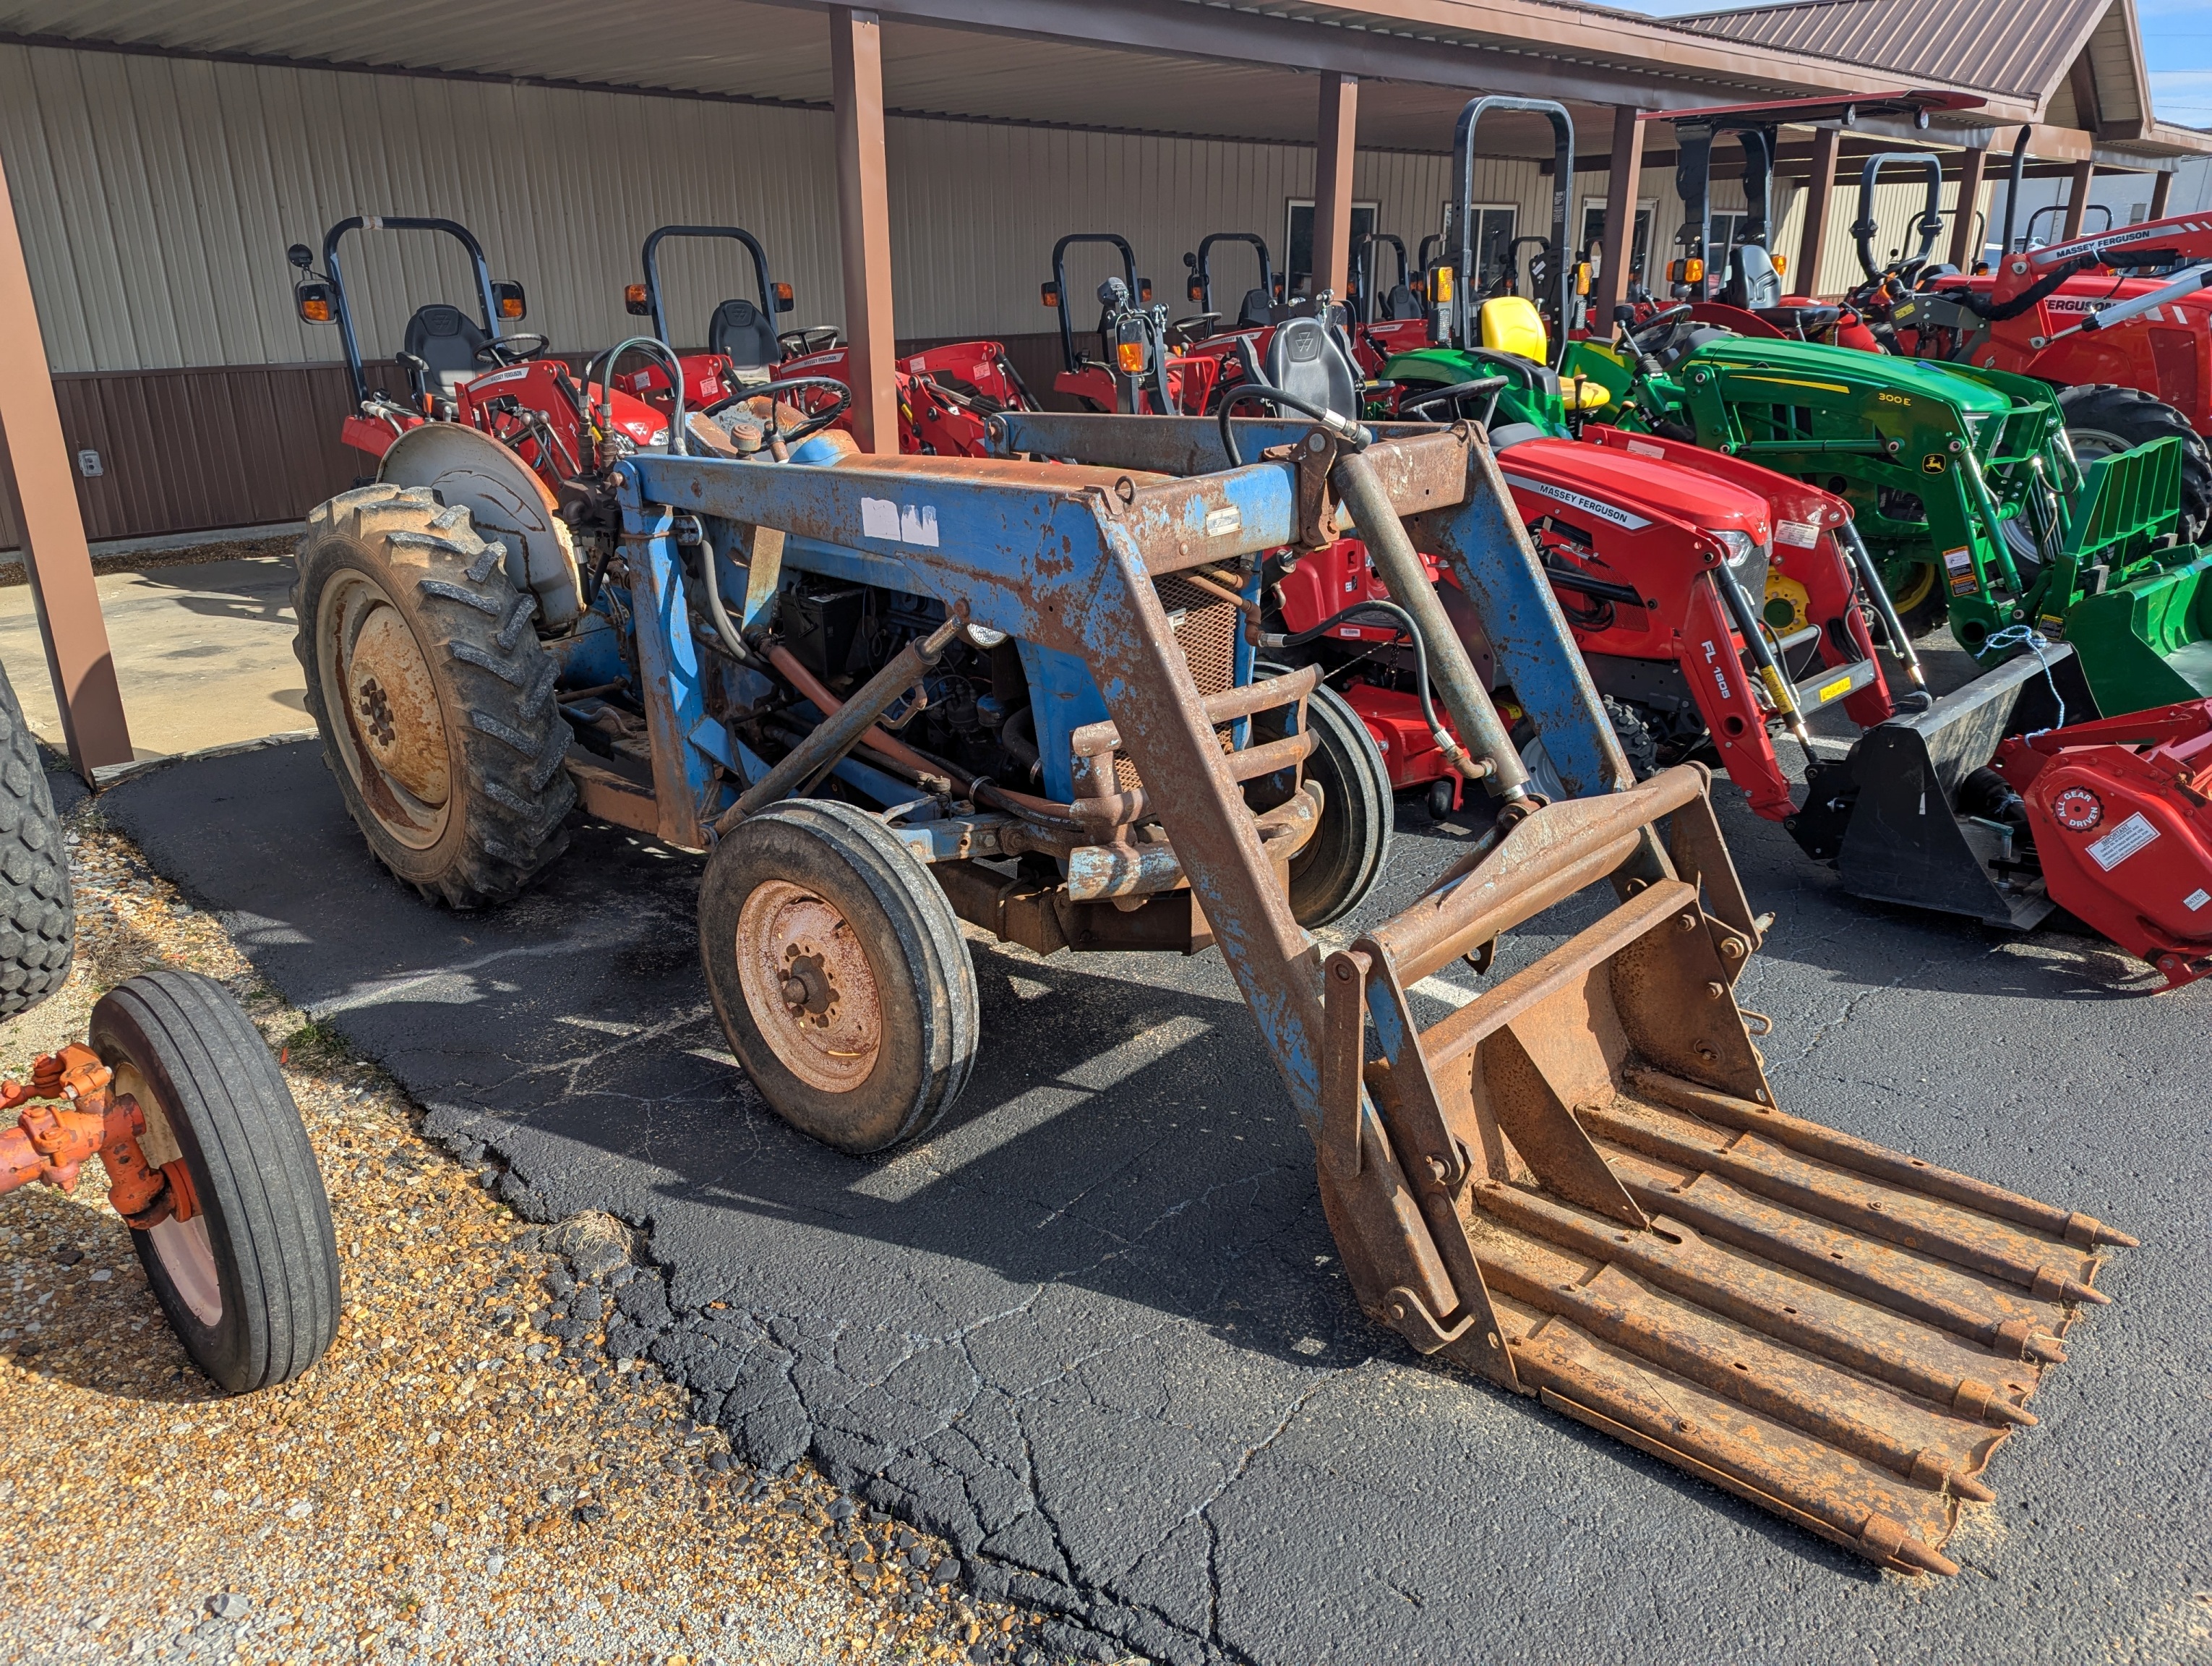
[2085,811,2159,872]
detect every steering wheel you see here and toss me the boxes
[473,333,549,367]
[1398,377,1509,424]
[1624,304,1692,350]
[779,327,842,357]
[1167,312,1222,347]
[700,375,854,445]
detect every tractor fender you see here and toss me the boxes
[378,423,583,631]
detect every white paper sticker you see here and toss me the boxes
[860,497,901,540]
[900,503,940,547]
[2085,811,2159,872]
[1776,519,1819,548]
[2185,888,2210,912]
[1626,438,1666,459]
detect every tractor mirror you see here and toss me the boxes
[293,280,335,325]
[1182,251,1196,269]
[1040,281,1060,308]
[624,283,651,316]
[490,279,528,322]
[286,243,315,271]
[773,283,794,312]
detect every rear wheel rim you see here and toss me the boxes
[735,879,884,1093]
[317,568,452,851]
[1887,558,1937,615]
[2065,424,2130,464]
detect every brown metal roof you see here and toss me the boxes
[1663,0,2103,100]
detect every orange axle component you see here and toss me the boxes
[0,1043,192,1228]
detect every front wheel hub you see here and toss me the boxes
[736,881,883,1092]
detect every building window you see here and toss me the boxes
[1432,202,1519,291]
[1285,199,1379,299]
[1580,199,1654,287]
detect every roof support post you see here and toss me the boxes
[830,6,898,455]
[2062,159,2096,242]
[2150,169,2172,221]
[0,147,129,780]
[1947,145,1988,271]
[1312,72,1358,302]
[1794,124,1841,299]
[1595,107,1646,323]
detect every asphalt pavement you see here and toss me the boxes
[103,721,2208,1666]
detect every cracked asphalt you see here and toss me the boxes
[103,683,2210,1665]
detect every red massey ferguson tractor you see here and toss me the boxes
[1869,153,2212,540]
[612,225,1037,456]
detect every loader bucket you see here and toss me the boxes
[1317,764,2131,1576]
[2062,550,2212,714]
[1785,646,2099,928]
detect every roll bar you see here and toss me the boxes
[1350,231,1408,324]
[1047,234,1141,372]
[1851,153,1947,280]
[1451,98,1574,368]
[635,226,779,350]
[318,216,503,407]
[1184,231,1272,315]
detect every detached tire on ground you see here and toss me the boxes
[293,484,573,910]
[90,971,340,1394]
[0,659,72,1015]
[2059,383,2212,546]
[700,798,979,1154]
[1252,674,1394,928]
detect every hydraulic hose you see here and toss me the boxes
[1216,383,1371,469]
[586,336,687,455]
[1263,599,1459,771]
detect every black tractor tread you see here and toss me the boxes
[293,490,575,910]
[0,660,72,1017]
[1606,696,1663,781]
[93,970,339,1393]
[2057,382,2212,544]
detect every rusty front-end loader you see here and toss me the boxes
[962,409,2130,1574]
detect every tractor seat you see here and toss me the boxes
[1721,244,1784,312]
[1381,283,1420,321]
[401,304,492,396]
[1235,286,1272,330]
[708,298,779,383]
[1478,296,1610,412]
[1750,303,1842,336]
[1261,315,1359,422]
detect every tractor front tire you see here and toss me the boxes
[2059,383,2212,546]
[700,799,979,1155]
[93,971,340,1394]
[293,484,573,910]
[0,659,72,1016]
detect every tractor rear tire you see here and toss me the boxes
[1251,672,1394,928]
[0,659,72,1017]
[93,970,340,1394]
[293,484,573,910]
[700,798,979,1155]
[2059,383,2212,546]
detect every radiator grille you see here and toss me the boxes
[1110,576,1240,792]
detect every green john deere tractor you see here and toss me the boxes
[1561,315,2212,715]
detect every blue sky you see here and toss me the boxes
[1602,0,2211,127]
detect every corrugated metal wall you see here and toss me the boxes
[0,40,1557,544]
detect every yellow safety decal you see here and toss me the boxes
[1816,674,1853,704]
[1733,374,1853,395]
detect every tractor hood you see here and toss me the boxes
[1687,337,2015,422]
[1496,434,1772,547]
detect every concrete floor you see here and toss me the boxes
[0,556,305,761]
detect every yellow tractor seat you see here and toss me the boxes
[1478,295,1611,411]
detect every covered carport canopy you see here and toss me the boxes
[0,0,2203,775]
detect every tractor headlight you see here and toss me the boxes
[1713,529,1765,573]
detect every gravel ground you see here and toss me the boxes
[0,790,1082,1666]
[0,536,299,588]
